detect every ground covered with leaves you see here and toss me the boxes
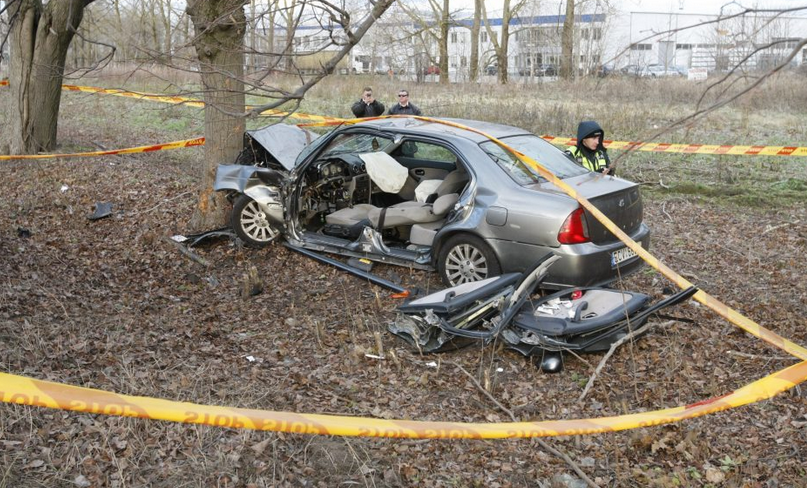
[1,77,806,487]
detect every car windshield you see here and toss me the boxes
[320,133,394,157]
[480,135,588,184]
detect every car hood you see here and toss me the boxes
[246,124,319,171]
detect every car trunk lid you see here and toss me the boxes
[538,174,644,244]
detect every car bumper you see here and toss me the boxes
[488,223,651,288]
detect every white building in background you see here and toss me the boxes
[260,7,806,80]
[269,13,607,81]
[604,9,807,72]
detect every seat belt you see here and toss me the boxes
[377,207,388,230]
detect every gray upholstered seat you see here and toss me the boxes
[324,168,467,238]
[324,204,376,226]
[368,193,459,228]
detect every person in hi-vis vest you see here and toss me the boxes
[566,121,612,175]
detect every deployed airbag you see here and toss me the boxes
[360,152,408,193]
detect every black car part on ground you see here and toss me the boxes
[284,243,408,294]
[504,285,698,355]
[390,254,697,370]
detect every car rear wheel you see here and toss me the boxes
[438,234,501,286]
[231,194,281,247]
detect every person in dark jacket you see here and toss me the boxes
[387,89,422,115]
[351,87,385,118]
[566,121,612,174]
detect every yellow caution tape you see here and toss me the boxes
[2,114,806,439]
[2,361,805,438]
[0,138,204,160]
[2,80,805,154]
[61,84,343,123]
[543,136,807,157]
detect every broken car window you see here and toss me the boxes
[321,133,394,157]
[481,135,588,184]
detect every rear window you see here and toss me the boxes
[480,135,588,185]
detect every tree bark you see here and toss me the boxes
[497,0,511,84]
[7,0,95,154]
[469,0,481,82]
[438,0,449,84]
[187,0,247,230]
[481,0,521,85]
[561,0,575,80]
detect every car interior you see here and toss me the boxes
[297,138,470,250]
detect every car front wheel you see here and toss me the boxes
[231,194,281,247]
[438,234,501,286]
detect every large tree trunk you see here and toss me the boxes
[560,0,575,80]
[496,0,511,85]
[7,0,93,154]
[187,0,247,230]
[469,0,481,82]
[438,0,449,85]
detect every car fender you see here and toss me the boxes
[431,203,488,265]
[214,164,286,226]
[213,164,286,194]
[243,186,285,226]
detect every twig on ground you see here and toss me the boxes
[131,191,193,216]
[578,320,675,403]
[715,242,748,260]
[449,361,599,488]
[762,220,800,235]
[661,201,673,222]
[726,350,796,361]
[659,178,670,189]
[165,237,210,267]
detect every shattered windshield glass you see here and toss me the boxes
[480,135,587,185]
[321,133,394,157]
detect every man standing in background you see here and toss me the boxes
[351,87,385,118]
[387,89,422,116]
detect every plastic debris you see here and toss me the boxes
[87,202,113,220]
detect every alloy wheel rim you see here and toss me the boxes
[445,243,488,285]
[241,201,279,242]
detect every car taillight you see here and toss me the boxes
[558,207,590,244]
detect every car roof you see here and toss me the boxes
[349,117,533,144]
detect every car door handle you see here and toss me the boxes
[414,169,425,176]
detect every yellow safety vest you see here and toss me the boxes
[569,146,608,172]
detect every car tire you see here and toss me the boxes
[231,194,281,248]
[437,234,502,286]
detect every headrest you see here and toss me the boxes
[400,141,418,157]
[436,169,469,197]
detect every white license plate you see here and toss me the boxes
[611,246,638,266]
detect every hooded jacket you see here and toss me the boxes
[567,121,611,173]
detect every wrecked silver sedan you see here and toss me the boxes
[213,118,650,288]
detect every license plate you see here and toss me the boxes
[611,246,638,266]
